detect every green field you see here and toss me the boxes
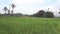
[0,16,60,34]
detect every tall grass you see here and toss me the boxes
[0,17,60,34]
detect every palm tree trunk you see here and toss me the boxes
[8,10,10,15]
[11,10,13,16]
[5,11,6,16]
[9,6,10,15]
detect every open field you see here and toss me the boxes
[0,16,60,34]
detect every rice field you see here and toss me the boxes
[0,16,60,34]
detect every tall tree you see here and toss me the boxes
[8,10,10,15]
[11,4,15,15]
[3,7,8,15]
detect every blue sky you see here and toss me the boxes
[0,0,11,13]
[0,0,11,8]
[0,0,60,17]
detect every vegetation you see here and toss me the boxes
[2,4,15,16]
[0,3,59,34]
[33,10,54,18]
[0,17,60,34]
[0,1,60,34]
[0,4,54,18]
[33,10,45,17]
[0,3,56,18]
[45,12,54,18]
[11,4,16,15]
[3,7,8,15]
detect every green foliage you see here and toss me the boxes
[33,10,54,18]
[45,12,54,18]
[0,17,60,34]
[33,10,45,17]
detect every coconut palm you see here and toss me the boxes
[11,4,15,15]
[3,7,8,15]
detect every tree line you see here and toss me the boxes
[0,4,58,18]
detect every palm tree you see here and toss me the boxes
[3,7,8,15]
[11,4,15,15]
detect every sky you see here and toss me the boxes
[0,0,60,17]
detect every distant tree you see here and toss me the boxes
[59,12,60,14]
[0,13,2,16]
[33,14,37,17]
[14,13,23,17]
[45,12,54,18]
[33,10,45,17]
[59,9,60,14]
[8,10,10,15]
[3,7,8,15]
[11,4,15,15]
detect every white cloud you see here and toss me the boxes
[44,0,60,17]
[44,5,55,13]
[10,0,46,14]
[11,0,45,4]
[10,0,60,16]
